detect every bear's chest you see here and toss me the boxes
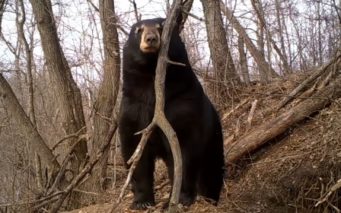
[121,78,156,127]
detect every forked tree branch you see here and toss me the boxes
[110,1,184,213]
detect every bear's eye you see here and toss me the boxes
[135,26,143,34]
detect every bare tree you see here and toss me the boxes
[16,0,36,125]
[200,0,240,102]
[220,1,278,82]
[274,0,290,72]
[251,0,292,75]
[0,0,6,29]
[29,0,88,174]
[92,0,121,189]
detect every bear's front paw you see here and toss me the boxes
[130,200,155,210]
[179,193,195,206]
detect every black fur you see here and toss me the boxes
[118,18,225,210]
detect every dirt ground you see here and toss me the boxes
[65,74,341,213]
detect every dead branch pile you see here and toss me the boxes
[225,54,341,164]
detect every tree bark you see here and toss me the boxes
[17,0,36,126]
[201,0,240,100]
[92,0,121,189]
[178,0,194,31]
[29,0,87,171]
[220,2,279,81]
[275,0,290,72]
[0,0,6,31]
[0,74,60,176]
[238,36,250,85]
[227,74,341,164]
[254,1,267,82]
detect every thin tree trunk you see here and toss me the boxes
[254,5,267,82]
[289,11,306,71]
[317,1,323,66]
[275,0,286,61]
[92,0,121,189]
[29,0,87,171]
[238,36,250,85]
[17,0,36,126]
[0,0,6,30]
[251,0,291,75]
[220,1,278,81]
[201,0,240,100]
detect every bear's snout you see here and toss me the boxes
[145,33,158,46]
[139,25,161,53]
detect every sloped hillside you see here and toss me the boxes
[64,70,341,213]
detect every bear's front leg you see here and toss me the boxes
[130,153,155,210]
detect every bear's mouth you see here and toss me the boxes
[140,46,159,53]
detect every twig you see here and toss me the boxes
[317,65,335,90]
[117,24,129,36]
[52,126,86,151]
[182,9,204,22]
[315,178,341,207]
[155,180,170,190]
[73,189,100,196]
[247,99,258,129]
[35,153,43,192]
[48,133,88,192]
[222,98,249,121]
[47,154,73,195]
[128,125,155,165]
[48,123,117,213]
[0,191,63,208]
[167,59,186,67]
[130,0,140,22]
[86,0,99,12]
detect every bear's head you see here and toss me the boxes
[123,18,188,72]
[136,20,163,53]
[127,18,165,54]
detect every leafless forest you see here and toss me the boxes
[0,0,340,212]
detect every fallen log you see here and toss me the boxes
[227,74,341,164]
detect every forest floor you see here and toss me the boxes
[65,73,341,213]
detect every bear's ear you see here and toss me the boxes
[155,23,162,30]
[161,19,166,27]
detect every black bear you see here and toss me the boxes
[118,18,225,210]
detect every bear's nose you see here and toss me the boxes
[145,34,157,46]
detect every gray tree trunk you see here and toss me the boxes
[92,0,121,189]
[201,0,240,102]
[238,36,250,85]
[29,0,88,172]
